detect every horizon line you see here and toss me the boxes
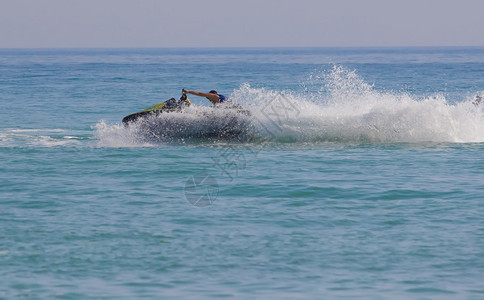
[1,45,484,50]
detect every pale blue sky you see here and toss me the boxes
[1,0,484,48]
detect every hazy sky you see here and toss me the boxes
[1,0,484,48]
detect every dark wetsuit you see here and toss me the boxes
[217,94,227,103]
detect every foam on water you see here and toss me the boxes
[94,121,156,148]
[234,66,484,143]
[0,128,93,148]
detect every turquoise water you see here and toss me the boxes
[1,48,483,299]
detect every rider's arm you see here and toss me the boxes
[183,90,220,105]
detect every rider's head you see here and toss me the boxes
[209,90,218,94]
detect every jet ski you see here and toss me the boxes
[122,94,191,125]
[121,94,252,141]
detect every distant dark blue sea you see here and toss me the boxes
[0,47,483,299]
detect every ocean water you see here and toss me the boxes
[0,47,483,299]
